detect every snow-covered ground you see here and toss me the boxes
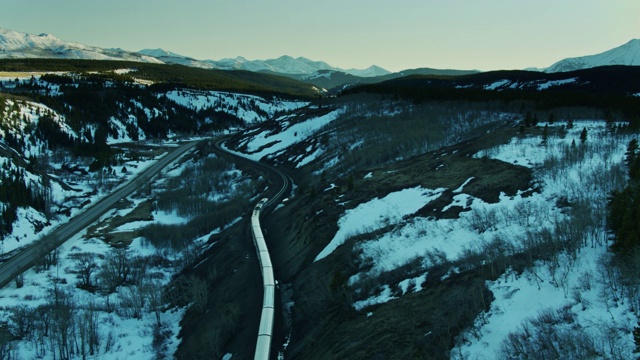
[314,186,446,262]
[0,217,187,359]
[319,120,636,358]
[452,122,636,359]
[0,142,253,359]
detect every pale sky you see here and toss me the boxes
[1,0,638,72]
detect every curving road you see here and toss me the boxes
[0,140,199,289]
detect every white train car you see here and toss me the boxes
[251,198,276,360]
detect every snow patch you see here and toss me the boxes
[484,80,510,90]
[315,187,445,262]
[537,77,578,90]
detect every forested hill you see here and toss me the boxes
[346,65,640,125]
[0,59,321,99]
[350,65,640,94]
[0,64,311,241]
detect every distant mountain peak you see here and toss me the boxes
[346,65,391,77]
[138,48,191,59]
[546,38,640,73]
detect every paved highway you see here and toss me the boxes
[0,141,199,289]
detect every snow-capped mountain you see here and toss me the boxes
[0,27,389,78]
[138,48,216,69]
[203,55,391,77]
[546,39,640,72]
[0,28,162,63]
[344,65,390,77]
[139,50,391,78]
[137,48,186,59]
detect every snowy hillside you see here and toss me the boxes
[228,107,344,162]
[0,95,154,251]
[163,89,308,125]
[1,72,308,147]
[231,95,639,358]
[314,120,637,358]
[452,122,635,359]
[547,39,640,72]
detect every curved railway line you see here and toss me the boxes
[212,138,292,359]
[252,198,276,360]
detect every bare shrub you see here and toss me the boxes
[500,307,601,360]
[466,207,499,233]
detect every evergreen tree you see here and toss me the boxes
[626,139,640,181]
[608,139,640,253]
[524,111,534,128]
[567,119,574,129]
[626,139,639,165]
[580,127,588,144]
[542,124,549,145]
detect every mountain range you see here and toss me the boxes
[137,49,393,78]
[1,27,639,79]
[0,28,390,78]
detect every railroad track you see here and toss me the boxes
[251,198,276,360]
[213,138,291,359]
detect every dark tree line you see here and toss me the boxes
[608,138,640,253]
[345,67,640,129]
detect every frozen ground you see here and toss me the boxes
[317,120,636,358]
[0,136,250,358]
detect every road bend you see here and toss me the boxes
[0,140,199,289]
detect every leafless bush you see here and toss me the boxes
[72,252,97,289]
[98,248,132,293]
[500,307,601,360]
[168,275,209,314]
[117,285,146,319]
[77,301,100,358]
[185,275,209,314]
[466,207,499,233]
[9,305,36,340]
